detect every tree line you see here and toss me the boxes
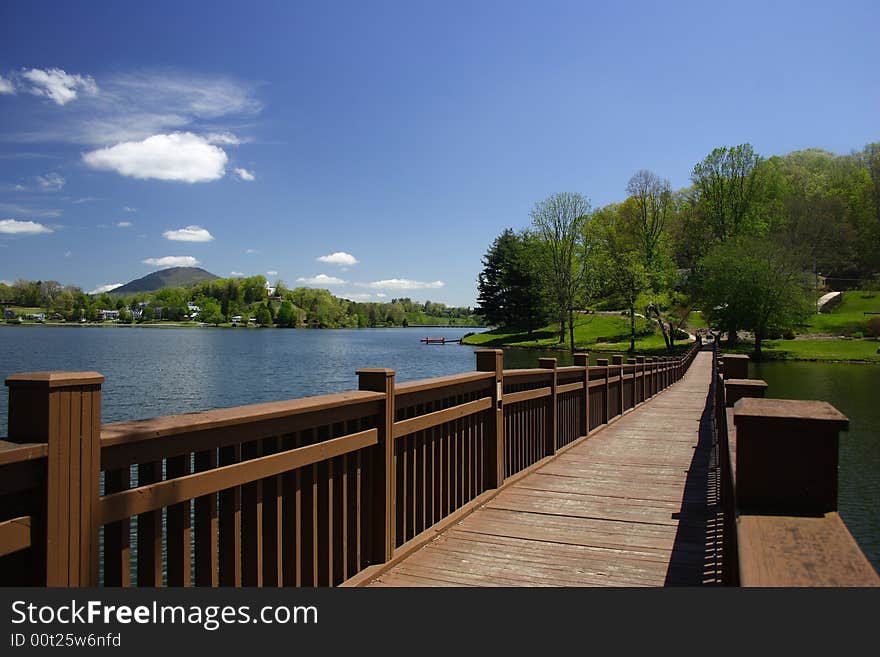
[477,142,880,357]
[0,275,480,328]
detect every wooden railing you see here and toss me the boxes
[0,342,700,587]
[713,347,880,586]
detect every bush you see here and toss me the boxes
[867,317,880,338]
[783,328,796,340]
[852,331,864,339]
[673,329,689,340]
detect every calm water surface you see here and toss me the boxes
[2,327,875,574]
[751,360,880,573]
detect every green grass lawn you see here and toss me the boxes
[725,338,880,363]
[801,291,880,336]
[462,313,688,354]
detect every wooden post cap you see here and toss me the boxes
[595,358,609,366]
[721,354,750,379]
[733,398,849,432]
[572,353,589,366]
[5,371,105,388]
[733,398,849,514]
[611,355,624,365]
[626,358,637,364]
[724,379,768,407]
[538,357,557,369]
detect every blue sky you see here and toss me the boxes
[1,0,877,306]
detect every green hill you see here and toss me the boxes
[110,267,220,294]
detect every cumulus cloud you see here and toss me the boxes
[116,221,133,228]
[0,218,54,234]
[234,167,255,181]
[22,67,98,105]
[0,76,15,95]
[163,225,214,242]
[266,270,278,276]
[89,283,123,294]
[36,173,65,190]
[143,255,200,267]
[317,251,358,266]
[82,132,228,183]
[360,278,445,290]
[297,274,346,286]
[230,271,244,277]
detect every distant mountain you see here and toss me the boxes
[109,267,220,294]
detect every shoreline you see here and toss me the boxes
[1,322,486,330]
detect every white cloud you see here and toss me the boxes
[266,270,278,276]
[89,283,123,294]
[0,203,61,218]
[0,218,54,234]
[230,271,244,277]
[206,132,241,145]
[297,274,346,286]
[234,167,255,181]
[123,206,136,212]
[245,248,259,254]
[64,250,72,257]
[360,278,445,290]
[376,293,387,298]
[14,184,25,191]
[143,255,200,267]
[163,224,214,242]
[317,251,358,266]
[0,76,15,95]
[116,221,133,228]
[343,293,374,301]
[22,67,98,105]
[83,132,228,183]
[36,173,65,191]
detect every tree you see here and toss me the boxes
[476,229,547,332]
[255,305,273,327]
[691,144,765,242]
[530,193,591,349]
[607,252,649,352]
[276,300,297,328]
[625,170,673,272]
[699,237,811,358]
[197,298,224,325]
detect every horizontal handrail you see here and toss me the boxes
[505,387,552,404]
[0,516,31,558]
[99,427,379,524]
[392,396,492,438]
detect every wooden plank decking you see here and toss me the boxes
[368,350,722,586]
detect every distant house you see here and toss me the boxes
[97,309,119,321]
[187,301,201,312]
[25,312,46,321]
[231,315,243,325]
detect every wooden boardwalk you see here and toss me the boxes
[368,350,722,586]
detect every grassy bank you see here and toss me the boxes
[723,338,880,363]
[801,291,880,336]
[462,313,693,355]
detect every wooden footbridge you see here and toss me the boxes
[0,341,876,587]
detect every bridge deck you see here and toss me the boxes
[368,350,722,586]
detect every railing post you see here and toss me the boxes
[722,354,750,380]
[538,358,557,454]
[636,356,646,403]
[627,358,637,409]
[724,379,768,407]
[476,349,504,488]
[5,371,104,587]
[596,359,610,423]
[611,355,625,416]
[357,368,396,563]
[573,353,589,438]
[733,399,848,513]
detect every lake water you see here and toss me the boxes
[1,326,876,574]
[750,360,880,573]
